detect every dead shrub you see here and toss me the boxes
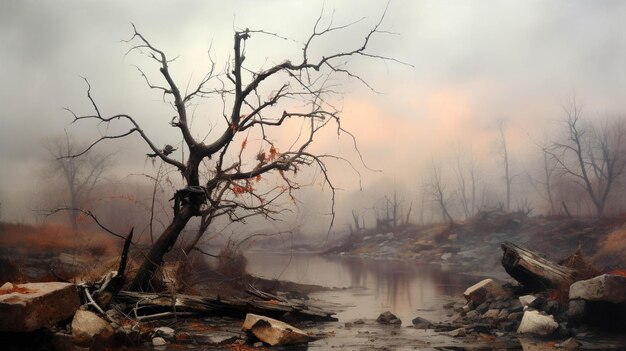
[592,226,626,270]
[216,240,247,279]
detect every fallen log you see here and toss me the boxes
[115,289,337,321]
[501,241,576,291]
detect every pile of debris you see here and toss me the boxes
[0,280,334,349]
[407,241,626,349]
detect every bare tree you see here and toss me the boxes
[65,11,400,291]
[498,120,513,211]
[527,140,557,215]
[425,162,454,224]
[452,147,477,219]
[550,100,626,217]
[48,135,110,232]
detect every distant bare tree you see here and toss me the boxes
[48,135,110,232]
[65,10,402,290]
[426,162,454,224]
[527,140,557,215]
[498,120,513,211]
[550,100,626,217]
[452,147,477,219]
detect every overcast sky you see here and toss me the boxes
[2,1,626,227]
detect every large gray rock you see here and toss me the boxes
[71,310,115,347]
[0,282,80,332]
[376,311,401,325]
[569,274,626,304]
[517,310,558,335]
[242,313,309,346]
[463,279,507,305]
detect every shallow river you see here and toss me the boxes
[246,252,481,324]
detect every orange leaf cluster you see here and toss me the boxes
[268,145,279,161]
[0,285,35,295]
[232,183,254,195]
[608,269,626,277]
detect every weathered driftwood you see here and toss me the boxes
[501,241,576,291]
[115,288,336,321]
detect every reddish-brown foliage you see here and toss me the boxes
[0,285,35,295]
[607,269,626,277]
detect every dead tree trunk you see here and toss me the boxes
[129,205,194,291]
[501,241,576,291]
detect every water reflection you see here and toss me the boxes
[245,253,481,323]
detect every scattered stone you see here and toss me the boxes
[376,311,401,325]
[544,300,561,314]
[0,282,80,332]
[475,302,490,314]
[242,313,309,346]
[497,309,510,321]
[441,253,452,260]
[463,279,507,305]
[517,310,558,335]
[556,337,581,349]
[567,300,587,321]
[519,295,537,307]
[154,326,175,340]
[448,327,467,337]
[466,310,479,320]
[152,336,167,346]
[411,316,431,329]
[71,310,115,347]
[482,309,500,320]
[253,341,264,347]
[528,296,546,311]
[508,312,524,322]
[507,298,524,312]
[569,274,626,304]
[353,319,365,325]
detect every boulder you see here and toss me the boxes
[71,310,115,347]
[376,311,401,325]
[0,282,80,332]
[568,274,626,304]
[517,310,558,335]
[463,279,507,305]
[242,313,309,346]
[411,316,431,329]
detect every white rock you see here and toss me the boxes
[463,279,507,304]
[242,313,309,346]
[154,326,175,339]
[517,310,558,335]
[519,295,537,307]
[441,253,452,260]
[152,336,167,346]
[71,310,115,347]
[569,274,626,304]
